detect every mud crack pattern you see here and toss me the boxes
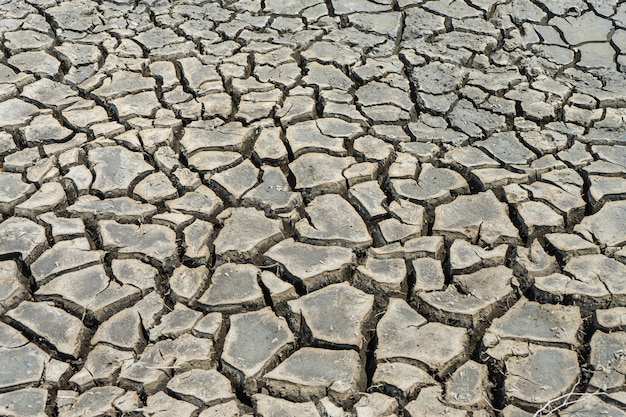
[1,0,626,416]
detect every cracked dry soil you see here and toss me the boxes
[0,0,626,416]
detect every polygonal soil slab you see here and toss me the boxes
[168,264,207,303]
[376,298,468,377]
[167,369,235,407]
[0,388,48,417]
[66,196,157,222]
[405,386,468,417]
[36,264,140,322]
[0,98,39,129]
[390,163,469,206]
[595,307,626,331]
[221,307,294,394]
[29,241,95,284]
[263,347,365,406]
[14,182,67,220]
[210,159,259,203]
[411,258,445,292]
[7,301,88,358]
[0,260,27,315]
[180,122,254,156]
[587,175,626,210]
[92,71,156,100]
[20,78,77,109]
[141,391,197,417]
[559,393,626,416]
[289,153,355,196]
[449,239,508,274]
[213,207,283,261]
[119,334,214,394]
[0,217,47,265]
[354,257,408,297]
[504,345,580,409]
[264,238,355,291]
[433,190,520,246]
[444,360,491,409]
[574,200,626,249]
[288,282,374,351]
[111,91,161,119]
[165,185,224,221]
[91,292,166,353]
[352,392,399,417]
[295,194,372,248]
[523,176,585,226]
[187,151,244,174]
[563,255,626,299]
[111,259,158,295]
[284,119,350,157]
[56,386,126,417]
[197,401,240,417]
[371,361,437,401]
[475,132,535,166]
[132,172,178,204]
[515,200,565,239]
[254,394,321,417]
[533,270,619,308]
[588,331,626,390]
[483,297,582,348]
[149,303,203,341]
[69,344,135,389]
[544,232,600,262]
[98,220,178,266]
[415,266,516,328]
[197,263,265,313]
[88,146,153,198]
[181,219,213,263]
[0,322,49,392]
[348,180,388,220]
[0,172,36,215]
[243,166,303,214]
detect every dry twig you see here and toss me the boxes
[533,380,605,416]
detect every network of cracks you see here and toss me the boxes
[0,0,626,416]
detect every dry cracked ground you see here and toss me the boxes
[1,0,626,416]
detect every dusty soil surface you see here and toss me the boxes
[0,0,625,416]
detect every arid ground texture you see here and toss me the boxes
[0,0,626,416]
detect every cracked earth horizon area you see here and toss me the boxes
[1,0,626,416]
